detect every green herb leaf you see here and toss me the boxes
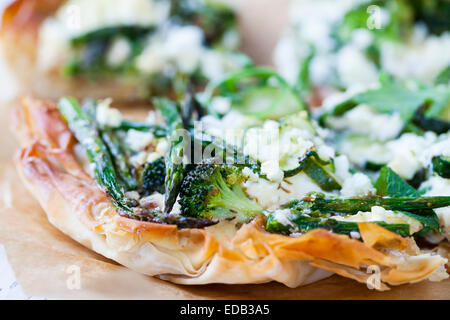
[375,166,420,198]
[324,74,450,123]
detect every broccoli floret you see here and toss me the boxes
[141,157,166,195]
[179,164,262,223]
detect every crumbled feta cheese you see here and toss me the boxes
[338,137,391,167]
[381,30,450,82]
[55,0,161,38]
[129,151,148,167]
[135,40,166,74]
[351,28,374,49]
[125,191,140,201]
[244,173,331,210]
[261,160,284,182]
[125,129,155,152]
[334,155,352,181]
[340,173,375,197]
[386,132,437,179]
[350,231,361,239]
[210,97,232,115]
[139,193,164,209]
[419,133,450,167]
[327,104,404,141]
[242,167,259,182]
[422,176,450,241]
[336,45,379,88]
[316,144,335,161]
[272,209,295,227]
[201,50,229,83]
[387,153,421,180]
[106,37,131,67]
[155,139,169,155]
[165,26,204,73]
[96,98,123,128]
[146,152,162,163]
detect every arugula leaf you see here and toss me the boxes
[435,65,450,85]
[333,0,414,46]
[374,166,440,236]
[295,47,314,98]
[432,156,450,178]
[323,74,450,123]
[375,166,420,198]
[400,210,440,236]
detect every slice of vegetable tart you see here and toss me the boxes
[13,67,450,288]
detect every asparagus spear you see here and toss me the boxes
[266,213,410,237]
[101,129,137,191]
[80,99,138,191]
[58,97,134,211]
[154,98,186,214]
[191,129,255,165]
[286,195,450,214]
[116,121,167,137]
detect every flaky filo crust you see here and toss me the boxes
[1,0,154,102]
[12,97,449,289]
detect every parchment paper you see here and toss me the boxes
[0,0,449,299]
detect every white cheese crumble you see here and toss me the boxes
[54,0,161,38]
[125,129,155,152]
[272,209,295,227]
[334,154,352,181]
[274,0,450,88]
[244,173,332,210]
[139,192,164,210]
[129,151,149,167]
[155,139,169,155]
[327,104,404,141]
[96,98,123,128]
[200,50,241,83]
[164,25,205,73]
[242,167,259,182]
[381,28,450,83]
[386,132,437,179]
[350,231,361,239]
[210,97,232,115]
[422,176,450,241]
[340,172,375,198]
[136,25,205,75]
[125,191,140,201]
[261,160,284,182]
[135,40,166,74]
[336,44,379,89]
[106,38,131,67]
[147,152,162,163]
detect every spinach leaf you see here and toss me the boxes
[375,166,440,236]
[375,166,420,197]
[322,74,450,124]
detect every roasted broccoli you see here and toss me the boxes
[179,164,262,223]
[140,157,166,195]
